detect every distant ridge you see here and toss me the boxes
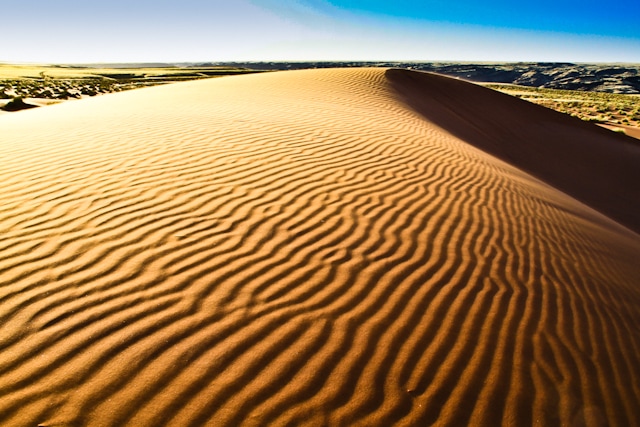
[10,61,640,93]
[203,61,640,93]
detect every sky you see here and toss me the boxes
[2,0,639,63]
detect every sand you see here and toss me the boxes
[599,123,640,140]
[1,68,639,426]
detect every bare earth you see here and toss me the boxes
[1,68,639,426]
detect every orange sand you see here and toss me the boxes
[0,68,639,426]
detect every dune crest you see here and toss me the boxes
[387,68,640,234]
[1,68,639,426]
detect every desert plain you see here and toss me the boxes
[1,65,639,426]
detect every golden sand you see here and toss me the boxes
[1,68,639,426]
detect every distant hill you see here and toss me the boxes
[410,63,640,94]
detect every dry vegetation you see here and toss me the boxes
[0,63,261,109]
[486,83,640,128]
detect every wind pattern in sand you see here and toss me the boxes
[1,68,639,426]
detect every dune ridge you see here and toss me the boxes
[387,68,640,234]
[1,68,639,426]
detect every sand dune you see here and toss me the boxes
[1,68,639,426]
[388,69,640,234]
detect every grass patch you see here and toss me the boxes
[485,83,640,128]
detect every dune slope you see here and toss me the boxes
[0,68,639,426]
[387,68,640,234]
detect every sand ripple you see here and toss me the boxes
[1,68,639,426]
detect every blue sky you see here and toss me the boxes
[2,0,639,63]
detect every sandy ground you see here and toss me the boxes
[599,123,640,139]
[0,68,639,426]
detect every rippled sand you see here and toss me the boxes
[1,68,639,426]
